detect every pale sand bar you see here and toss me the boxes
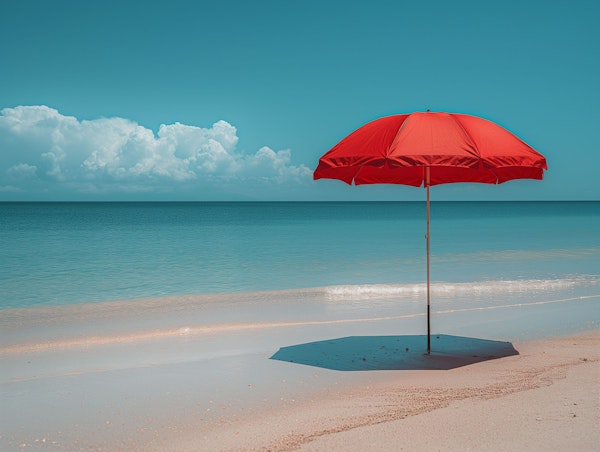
[1,292,598,451]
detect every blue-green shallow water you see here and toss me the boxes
[0,201,599,310]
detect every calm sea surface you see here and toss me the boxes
[1,201,599,310]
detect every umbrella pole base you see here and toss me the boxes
[427,307,431,355]
[426,170,431,356]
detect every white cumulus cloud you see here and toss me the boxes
[0,105,312,198]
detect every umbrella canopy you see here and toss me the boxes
[314,111,547,186]
[314,111,548,354]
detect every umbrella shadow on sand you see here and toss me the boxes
[270,335,519,371]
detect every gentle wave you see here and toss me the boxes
[323,276,600,300]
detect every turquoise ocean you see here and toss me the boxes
[1,201,599,314]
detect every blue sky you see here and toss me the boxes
[0,0,598,201]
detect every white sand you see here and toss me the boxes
[299,334,600,451]
[1,292,598,451]
[171,331,600,451]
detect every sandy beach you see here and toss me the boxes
[1,289,599,451]
[246,332,600,452]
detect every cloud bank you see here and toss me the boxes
[0,106,312,199]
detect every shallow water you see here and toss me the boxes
[1,201,599,310]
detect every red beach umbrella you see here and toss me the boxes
[314,111,548,354]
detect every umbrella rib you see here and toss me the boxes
[449,114,483,162]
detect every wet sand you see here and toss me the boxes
[1,292,598,451]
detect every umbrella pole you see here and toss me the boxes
[426,167,431,355]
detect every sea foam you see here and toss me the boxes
[323,276,599,300]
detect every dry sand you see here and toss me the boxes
[173,330,599,451]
